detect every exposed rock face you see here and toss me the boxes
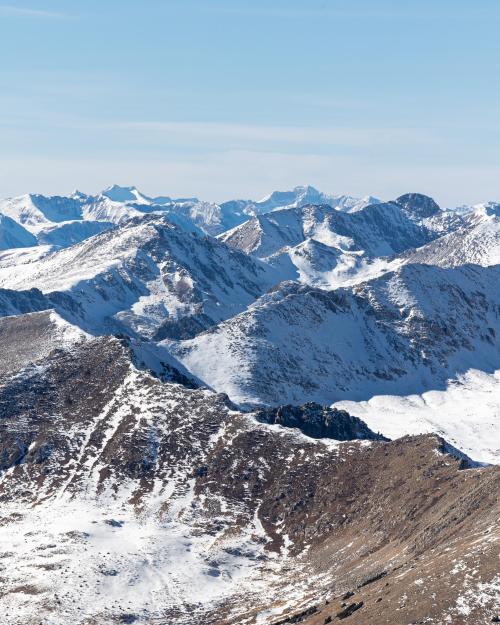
[152,311,214,340]
[0,327,498,625]
[254,402,387,441]
[0,309,88,375]
[0,287,51,317]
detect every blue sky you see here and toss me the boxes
[0,0,499,205]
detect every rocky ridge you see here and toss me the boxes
[0,320,497,624]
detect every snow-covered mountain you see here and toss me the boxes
[101,183,153,204]
[0,188,199,248]
[0,213,38,249]
[0,186,497,459]
[0,214,281,339]
[220,193,461,259]
[0,185,383,246]
[218,193,476,290]
[0,183,499,625]
[98,184,380,236]
[0,192,120,248]
[404,201,500,267]
[233,185,379,214]
[167,263,500,457]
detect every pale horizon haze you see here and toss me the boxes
[1,0,499,207]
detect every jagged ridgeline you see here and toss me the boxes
[0,186,498,625]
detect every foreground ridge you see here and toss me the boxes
[0,320,497,624]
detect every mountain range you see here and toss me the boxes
[0,184,498,625]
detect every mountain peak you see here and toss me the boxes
[101,184,151,204]
[70,189,89,200]
[257,185,319,204]
[293,184,319,193]
[395,193,440,218]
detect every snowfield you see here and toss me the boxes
[335,368,500,464]
[0,494,275,624]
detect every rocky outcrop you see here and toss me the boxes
[395,192,441,219]
[254,402,387,441]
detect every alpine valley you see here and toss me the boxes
[0,185,498,625]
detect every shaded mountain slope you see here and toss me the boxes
[0,213,38,250]
[220,194,457,259]
[167,263,500,407]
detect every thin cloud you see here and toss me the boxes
[94,120,437,149]
[0,5,67,19]
[5,116,437,151]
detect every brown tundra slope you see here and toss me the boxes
[0,311,498,625]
